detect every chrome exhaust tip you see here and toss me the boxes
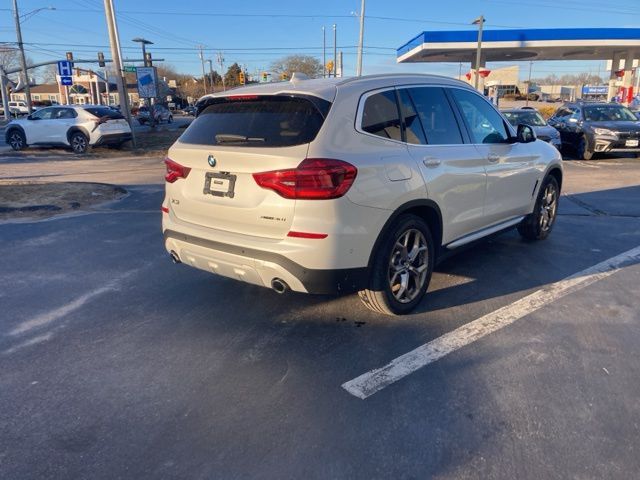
[170,251,181,264]
[271,278,289,294]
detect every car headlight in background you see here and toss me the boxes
[593,128,617,137]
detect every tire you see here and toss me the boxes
[518,175,560,241]
[70,131,89,154]
[7,129,26,151]
[359,214,435,315]
[576,136,593,160]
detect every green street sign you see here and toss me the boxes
[123,66,136,73]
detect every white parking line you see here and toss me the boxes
[342,245,640,400]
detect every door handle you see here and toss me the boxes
[487,154,500,163]
[422,157,441,167]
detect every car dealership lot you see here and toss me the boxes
[1,153,640,478]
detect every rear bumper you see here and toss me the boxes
[164,229,368,295]
[93,132,132,146]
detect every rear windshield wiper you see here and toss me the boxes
[215,134,265,144]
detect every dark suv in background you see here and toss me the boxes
[548,102,640,160]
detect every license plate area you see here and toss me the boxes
[625,139,639,147]
[203,172,236,198]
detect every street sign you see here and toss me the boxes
[136,66,158,99]
[60,76,73,86]
[57,60,73,77]
[123,66,137,73]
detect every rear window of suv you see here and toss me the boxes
[180,95,331,147]
[84,106,124,119]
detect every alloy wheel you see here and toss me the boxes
[9,132,23,150]
[72,135,87,153]
[539,183,558,232]
[388,228,429,304]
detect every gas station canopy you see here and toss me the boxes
[397,28,640,63]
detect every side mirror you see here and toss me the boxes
[517,124,536,143]
[27,114,36,120]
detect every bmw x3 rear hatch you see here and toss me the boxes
[165,94,332,239]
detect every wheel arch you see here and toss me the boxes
[5,125,26,144]
[66,126,91,145]
[546,165,563,192]
[367,199,444,270]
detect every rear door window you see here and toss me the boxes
[360,90,402,141]
[397,89,427,145]
[406,87,463,145]
[180,95,330,147]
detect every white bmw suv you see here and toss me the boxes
[162,74,562,315]
[5,105,132,154]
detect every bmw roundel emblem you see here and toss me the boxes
[207,155,217,168]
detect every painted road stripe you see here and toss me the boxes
[342,245,640,400]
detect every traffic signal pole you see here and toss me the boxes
[103,0,136,146]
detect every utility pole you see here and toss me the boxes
[12,0,33,114]
[333,24,337,78]
[322,26,326,78]
[356,0,365,76]
[339,51,343,78]
[525,60,533,107]
[198,46,208,95]
[206,59,214,93]
[0,67,10,121]
[217,52,226,91]
[472,15,484,91]
[103,0,136,146]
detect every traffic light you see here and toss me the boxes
[145,52,153,67]
[97,52,105,67]
[326,60,334,75]
[262,72,268,82]
[280,72,289,81]
[239,71,245,85]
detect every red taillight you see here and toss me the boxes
[287,231,328,239]
[164,158,191,183]
[226,94,259,101]
[161,206,169,213]
[253,158,357,200]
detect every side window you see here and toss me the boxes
[361,90,402,141]
[397,89,426,145]
[55,108,76,119]
[450,89,510,144]
[407,87,463,145]
[31,108,54,120]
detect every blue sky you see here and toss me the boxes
[2,0,639,80]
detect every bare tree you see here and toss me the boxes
[270,55,323,79]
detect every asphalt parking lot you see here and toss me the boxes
[1,152,640,479]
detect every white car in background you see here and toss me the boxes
[5,105,132,154]
[163,74,563,315]
[8,101,29,116]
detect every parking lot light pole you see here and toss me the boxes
[472,15,485,92]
